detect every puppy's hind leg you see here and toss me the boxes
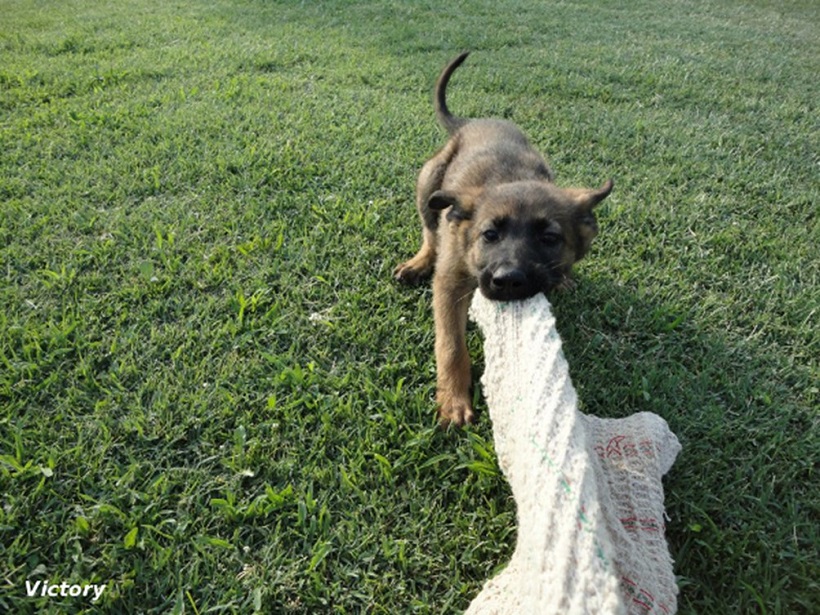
[394,142,456,284]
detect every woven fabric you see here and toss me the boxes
[466,293,680,615]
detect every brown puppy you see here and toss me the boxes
[395,52,613,426]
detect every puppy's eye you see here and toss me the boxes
[540,232,563,246]
[482,229,500,243]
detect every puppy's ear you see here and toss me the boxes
[428,190,460,211]
[567,179,614,212]
[428,190,474,222]
[566,180,613,260]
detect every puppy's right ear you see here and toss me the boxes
[428,190,459,211]
[428,190,474,222]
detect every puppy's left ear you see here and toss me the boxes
[567,179,613,260]
[568,179,614,211]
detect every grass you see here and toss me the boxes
[0,0,817,612]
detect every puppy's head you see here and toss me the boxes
[429,179,612,300]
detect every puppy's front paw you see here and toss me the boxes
[394,247,436,285]
[436,395,475,428]
[394,259,432,285]
[394,261,422,284]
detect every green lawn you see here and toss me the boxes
[1,0,817,613]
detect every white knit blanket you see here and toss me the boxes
[466,293,681,615]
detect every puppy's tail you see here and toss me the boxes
[435,51,470,135]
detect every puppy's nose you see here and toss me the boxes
[490,267,527,292]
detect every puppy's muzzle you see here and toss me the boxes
[481,265,539,301]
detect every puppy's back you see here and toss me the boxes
[443,120,554,190]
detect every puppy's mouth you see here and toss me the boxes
[478,263,566,301]
[479,266,541,302]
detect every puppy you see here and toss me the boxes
[395,52,613,426]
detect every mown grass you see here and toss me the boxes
[1,0,817,613]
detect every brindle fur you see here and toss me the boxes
[395,52,613,426]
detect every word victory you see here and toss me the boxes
[26,580,106,603]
